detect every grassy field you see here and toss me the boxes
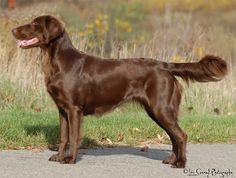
[0,106,236,150]
[0,1,236,149]
[1,1,236,114]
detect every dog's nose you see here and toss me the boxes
[12,28,18,35]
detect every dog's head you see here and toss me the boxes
[12,15,64,49]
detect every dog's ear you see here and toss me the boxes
[45,16,65,44]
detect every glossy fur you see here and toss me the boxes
[12,15,228,168]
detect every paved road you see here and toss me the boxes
[0,144,235,178]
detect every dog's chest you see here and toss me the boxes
[42,52,59,79]
[42,53,65,104]
[46,77,70,108]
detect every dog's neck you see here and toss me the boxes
[40,31,84,84]
[40,31,68,81]
[42,31,75,59]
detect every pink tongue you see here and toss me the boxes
[18,37,39,47]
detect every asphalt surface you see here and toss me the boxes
[0,144,235,178]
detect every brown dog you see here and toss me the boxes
[12,15,227,168]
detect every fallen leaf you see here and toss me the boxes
[117,133,124,141]
[140,145,149,152]
[132,128,141,133]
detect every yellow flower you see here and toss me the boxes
[78,31,85,37]
[115,19,132,33]
[85,23,94,30]
[95,19,101,27]
[172,55,183,63]
[196,47,204,58]
[127,27,132,33]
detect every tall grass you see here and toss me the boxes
[0,2,235,115]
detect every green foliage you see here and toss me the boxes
[0,108,235,150]
[0,1,236,150]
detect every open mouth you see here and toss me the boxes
[18,37,39,47]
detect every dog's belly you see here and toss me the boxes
[82,93,126,116]
[81,77,146,116]
[83,104,118,116]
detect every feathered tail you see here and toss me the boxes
[166,55,228,82]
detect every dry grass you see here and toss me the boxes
[0,2,235,115]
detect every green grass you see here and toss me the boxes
[0,108,236,150]
[1,1,236,150]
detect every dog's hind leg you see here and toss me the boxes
[144,106,177,164]
[144,75,187,168]
[146,106,187,168]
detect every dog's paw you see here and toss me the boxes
[49,154,64,162]
[162,159,175,165]
[162,154,176,165]
[60,157,76,164]
[171,160,186,168]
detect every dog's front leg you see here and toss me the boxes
[49,107,69,162]
[61,106,83,164]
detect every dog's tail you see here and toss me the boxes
[166,55,228,82]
